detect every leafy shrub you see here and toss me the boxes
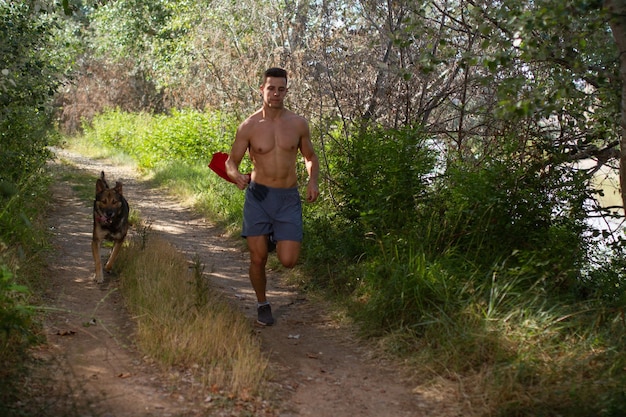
[1,1,61,190]
[82,108,240,169]
[332,125,437,239]
[0,266,34,347]
[432,157,591,294]
[83,109,150,161]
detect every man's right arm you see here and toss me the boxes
[226,123,251,190]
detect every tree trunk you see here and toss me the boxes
[605,0,626,210]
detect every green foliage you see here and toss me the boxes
[0,0,61,260]
[87,0,202,96]
[151,160,247,228]
[0,2,60,107]
[1,2,61,185]
[82,108,241,170]
[353,244,458,334]
[0,5,68,407]
[0,266,34,346]
[433,158,590,281]
[0,264,37,415]
[0,1,62,263]
[313,123,594,305]
[332,125,437,238]
[89,0,174,61]
[297,118,626,415]
[149,109,237,163]
[300,124,437,292]
[578,250,626,306]
[0,106,55,185]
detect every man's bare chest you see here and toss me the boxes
[249,122,300,154]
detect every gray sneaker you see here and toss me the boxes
[257,304,275,326]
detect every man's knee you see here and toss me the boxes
[250,252,268,267]
[279,256,298,269]
[275,241,300,268]
[277,248,299,268]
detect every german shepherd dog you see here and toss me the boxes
[92,171,130,283]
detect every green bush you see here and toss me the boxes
[1,1,61,197]
[311,124,594,306]
[332,125,436,238]
[82,108,240,169]
[0,266,34,346]
[0,6,64,404]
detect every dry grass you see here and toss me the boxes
[116,232,268,397]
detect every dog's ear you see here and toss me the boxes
[96,171,110,194]
[96,178,107,194]
[114,181,123,196]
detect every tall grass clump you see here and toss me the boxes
[348,234,626,416]
[0,265,37,358]
[117,233,267,396]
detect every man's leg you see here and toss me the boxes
[247,235,269,302]
[248,235,275,326]
[276,240,301,269]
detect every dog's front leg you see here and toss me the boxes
[92,239,104,283]
[105,240,123,274]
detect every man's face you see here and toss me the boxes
[261,76,288,109]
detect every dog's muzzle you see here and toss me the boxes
[96,215,111,224]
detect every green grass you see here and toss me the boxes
[353,247,626,416]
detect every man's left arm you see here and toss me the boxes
[299,122,320,203]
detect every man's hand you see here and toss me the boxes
[306,181,319,203]
[234,173,251,190]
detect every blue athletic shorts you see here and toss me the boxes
[242,181,303,242]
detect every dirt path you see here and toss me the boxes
[22,150,455,416]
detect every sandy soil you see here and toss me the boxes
[14,149,461,417]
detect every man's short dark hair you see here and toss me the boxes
[264,67,288,83]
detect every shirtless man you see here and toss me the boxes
[225,67,320,326]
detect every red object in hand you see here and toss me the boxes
[208,152,250,184]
